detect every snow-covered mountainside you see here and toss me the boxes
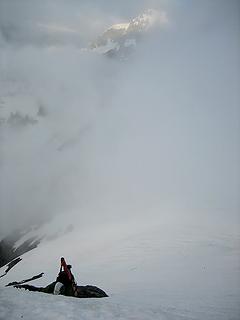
[0,218,240,320]
[90,9,167,58]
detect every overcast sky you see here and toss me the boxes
[0,0,238,46]
[0,0,239,236]
[0,0,164,46]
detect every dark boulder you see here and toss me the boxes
[14,282,108,298]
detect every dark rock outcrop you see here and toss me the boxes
[0,257,22,278]
[0,229,40,268]
[6,272,44,287]
[15,282,108,298]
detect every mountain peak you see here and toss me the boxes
[90,9,168,57]
[129,9,168,31]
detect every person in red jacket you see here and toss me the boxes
[54,263,77,296]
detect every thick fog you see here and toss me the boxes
[0,0,239,236]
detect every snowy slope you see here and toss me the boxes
[0,288,167,320]
[0,218,239,320]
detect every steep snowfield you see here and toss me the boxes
[0,219,239,320]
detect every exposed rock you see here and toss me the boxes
[0,229,40,268]
[6,272,44,287]
[15,282,108,298]
[5,257,22,273]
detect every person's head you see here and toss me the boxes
[67,264,72,270]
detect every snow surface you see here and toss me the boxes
[0,286,183,320]
[110,23,130,31]
[0,220,239,320]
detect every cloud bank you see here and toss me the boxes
[0,0,239,236]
